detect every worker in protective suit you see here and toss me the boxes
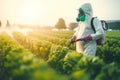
[71,3,104,56]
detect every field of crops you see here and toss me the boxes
[0,27,120,80]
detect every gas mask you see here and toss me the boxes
[76,8,85,22]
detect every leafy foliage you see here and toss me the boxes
[0,30,120,80]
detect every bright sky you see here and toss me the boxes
[0,0,120,26]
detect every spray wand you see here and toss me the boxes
[68,38,83,47]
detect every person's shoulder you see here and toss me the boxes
[93,17,101,23]
[93,17,100,21]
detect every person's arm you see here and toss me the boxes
[81,18,104,42]
[71,23,79,43]
[71,29,78,43]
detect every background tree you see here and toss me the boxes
[6,20,10,27]
[0,20,1,27]
[68,22,78,30]
[55,18,66,29]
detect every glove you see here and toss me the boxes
[71,36,76,43]
[82,35,92,42]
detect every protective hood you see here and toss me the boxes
[80,3,93,17]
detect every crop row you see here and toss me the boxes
[0,32,68,80]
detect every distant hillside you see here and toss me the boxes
[106,20,120,30]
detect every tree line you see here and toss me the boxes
[0,20,10,27]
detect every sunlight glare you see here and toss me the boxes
[18,1,47,25]
[20,4,37,21]
[23,7,36,20]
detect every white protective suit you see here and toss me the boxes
[74,3,104,56]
